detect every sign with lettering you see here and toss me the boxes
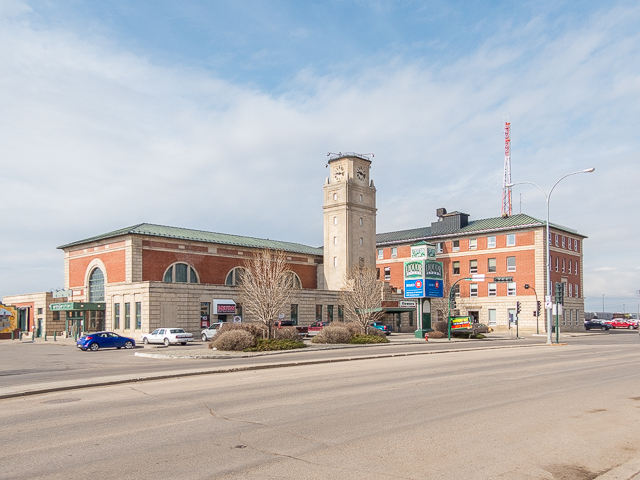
[450,316,473,330]
[404,260,424,279]
[404,279,424,298]
[217,304,236,314]
[425,279,443,298]
[411,245,426,258]
[399,300,417,309]
[52,289,72,299]
[424,261,443,280]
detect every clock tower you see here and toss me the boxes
[323,153,377,291]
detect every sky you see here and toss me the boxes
[1,0,639,313]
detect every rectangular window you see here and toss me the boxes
[452,240,460,252]
[377,249,383,259]
[327,305,334,322]
[437,242,443,253]
[469,259,478,274]
[135,302,141,329]
[334,236,337,245]
[114,303,120,330]
[568,283,573,297]
[470,284,478,297]
[506,256,516,272]
[454,284,460,298]
[488,283,497,296]
[508,308,516,325]
[384,267,391,281]
[562,258,566,273]
[391,247,398,258]
[315,305,322,322]
[338,305,344,322]
[569,259,572,273]
[548,232,552,245]
[567,239,572,251]
[488,258,496,273]
[507,282,516,296]
[555,257,559,272]
[290,304,298,324]
[575,261,578,275]
[575,284,579,298]
[333,256,337,267]
[487,236,496,248]
[555,234,559,246]
[506,234,515,246]
[562,236,566,248]
[37,308,43,315]
[574,239,579,251]
[453,261,460,275]
[488,309,497,326]
[124,303,131,330]
[469,238,477,250]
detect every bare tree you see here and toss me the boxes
[430,274,453,323]
[340,265,385,334]
[238,249,296,339]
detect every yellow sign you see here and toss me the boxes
[450,316,472,330]
[0,303,18,333]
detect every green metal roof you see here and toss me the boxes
[58,223,324,257]
[377,213,584,246]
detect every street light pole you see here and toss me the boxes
[524,284,539,334]
[507,167,595,345]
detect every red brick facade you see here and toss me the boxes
[69,250,126,287]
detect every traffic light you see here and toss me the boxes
[516,301,521,314]
[536,301,541,317]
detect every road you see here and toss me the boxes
[1,332,639,479]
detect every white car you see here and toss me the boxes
[201,322,223,341]
[141,328,194,346]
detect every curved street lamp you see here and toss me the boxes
[507,168,595,344]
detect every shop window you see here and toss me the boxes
[487,236,496,248]
[384,267,391,281]
[506,234,516,246]
[452,240,460,252]
[377,249,383,259]
[338,305,344,322]
[469,259,477,274]
[201,302,211,326]
[88,268,105,302]
[469,238,477,250]
[437,242,443,253]
[507,282,516,296]
[124,303,130,330]
[488,283,497,296]
[135,302,142,329]
[315,305,322,322]
[225,267,245,286]
[114,303,120,330]
[470,284,478,297]
[290,304,298,325]
[508,308,516,325]
[327,305,334,322]
[507,256,516,272]
[453,261,460,275]
[391,247,398,258]
[165,263,199,284]
[488,258,496,273]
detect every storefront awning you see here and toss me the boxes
[50,302,106,312]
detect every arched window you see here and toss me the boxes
[225,267,245,286]
[285,271,302,289]
[164,263,199,284]
[88,268,105,302]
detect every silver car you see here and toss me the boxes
[141,328,194,346]
[201,322,223,341]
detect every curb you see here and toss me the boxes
[0,342,551,400]
[594,458,640,479]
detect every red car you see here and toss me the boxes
[607,319,638,329]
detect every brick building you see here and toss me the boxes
[376,209,586,333]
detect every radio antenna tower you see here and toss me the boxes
[501,119,512,217]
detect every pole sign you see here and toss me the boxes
[404,260,443,298]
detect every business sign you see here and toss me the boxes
[411,243,436,259]
[0,304,17,333]
[52,289,72,299]
[450,316,473,330]
[424,279,444,298]
[399,300,417,309]
[404,279,424,298]
[404,260,424,279]
[214,299,236,315]
[50,302,105,311]
[424,261,443,280]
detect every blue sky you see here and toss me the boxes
[1,0,639,313]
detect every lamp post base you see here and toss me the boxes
[415,328,433,339]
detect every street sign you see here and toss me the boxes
[470,274,485,282]
[545,300,553,309]
[493,276,514,283]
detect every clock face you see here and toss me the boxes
[334,165,345,181]
[356,166,366,181]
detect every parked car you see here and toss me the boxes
[77,331,136,351]
[368,322,392,335]
[201,322,223,341]
[274,320,308,336]
[607,319,637,329]
[141,328,194,346]
[584,319,611,331]
[307,320,331,336]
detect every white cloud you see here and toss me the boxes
[1,3,639,307]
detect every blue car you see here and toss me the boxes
[77,331,136,351]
